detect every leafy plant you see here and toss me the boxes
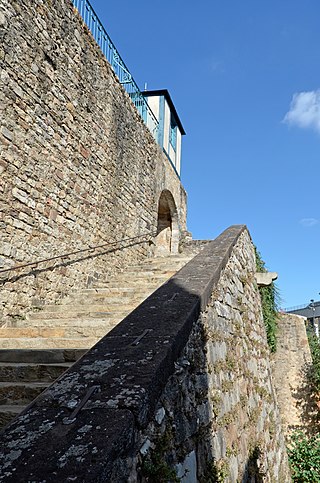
[142,458,179,483]
[286,328,320,480]
[200,459,229,483]
[141,430,179,482]
[255,248,279,352]
[307,327,320,394]
[287,431,320,482]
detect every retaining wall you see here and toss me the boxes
[272,313,315,435]
[0,226,291,482]
[0,0,187,322]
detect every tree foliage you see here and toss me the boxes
[288,328,320,481]
[307,328,320,394]
[287,431,320,482]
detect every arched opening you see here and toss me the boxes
[155,190,179,256]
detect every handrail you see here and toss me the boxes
[283,303,310,312]
[71,0,159,141]
[0,232,156,275]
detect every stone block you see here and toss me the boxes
[255,272,278,287]
[0,12,6,27]
[1,127,13,141]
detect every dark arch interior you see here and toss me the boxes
[155,190,178,255]
[157,195,172,236]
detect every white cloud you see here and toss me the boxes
[299,218,319,227]
[284,90,320,133]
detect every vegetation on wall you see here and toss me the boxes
[255,248,279,352]
[287,328,320,481]
[287,431,320,482]
[306,327,320,394]
[140,430,179,482]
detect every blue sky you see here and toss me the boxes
[89,0,320,308]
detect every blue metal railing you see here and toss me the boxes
[72,0,159,141]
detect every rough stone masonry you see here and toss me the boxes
[0,1,292,481]
[0,226,291,481]
[0,0,187,323]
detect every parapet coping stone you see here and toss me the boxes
[0,224,247,482]
[255,272,278,287]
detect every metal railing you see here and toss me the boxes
[71,0,159,141]
[0,232,156,279]
[283,303,310,312]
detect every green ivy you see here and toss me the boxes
[255,248,279,352]
[307,327,320,394]
[287,431,320,482]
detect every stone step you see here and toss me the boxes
[28,303,136,315]
[0,362,71,382]
[102,270,174,279]
[27,309,129,321]
[91,285,153,294]
[0,405,26,430]
[0,338,98,350]
[0,349,87,363]
[119,269,177,276]
[91,281,165,291]
[61,325,115,337]
[0,328,66,338]
[92,273,162,290]
[128,262,190,271]
[70,286,150,295]
[0,254,194,417]
[58,293,151,306]
[0,381,49,405]
[0,325,116,340]
[61,288,152,304]
[132,256,192,265]
[13,318,123,328]
[92,274,171,287]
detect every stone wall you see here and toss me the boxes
[0,0,187,322]
[272,313,315,435]
[0,226,291,482]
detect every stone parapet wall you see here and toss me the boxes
[0,0,187,322]
[0,226,291,482]
[272,313,314,434]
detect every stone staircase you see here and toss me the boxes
[0,254,193,429]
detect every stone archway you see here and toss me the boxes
[155,190,179,256]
